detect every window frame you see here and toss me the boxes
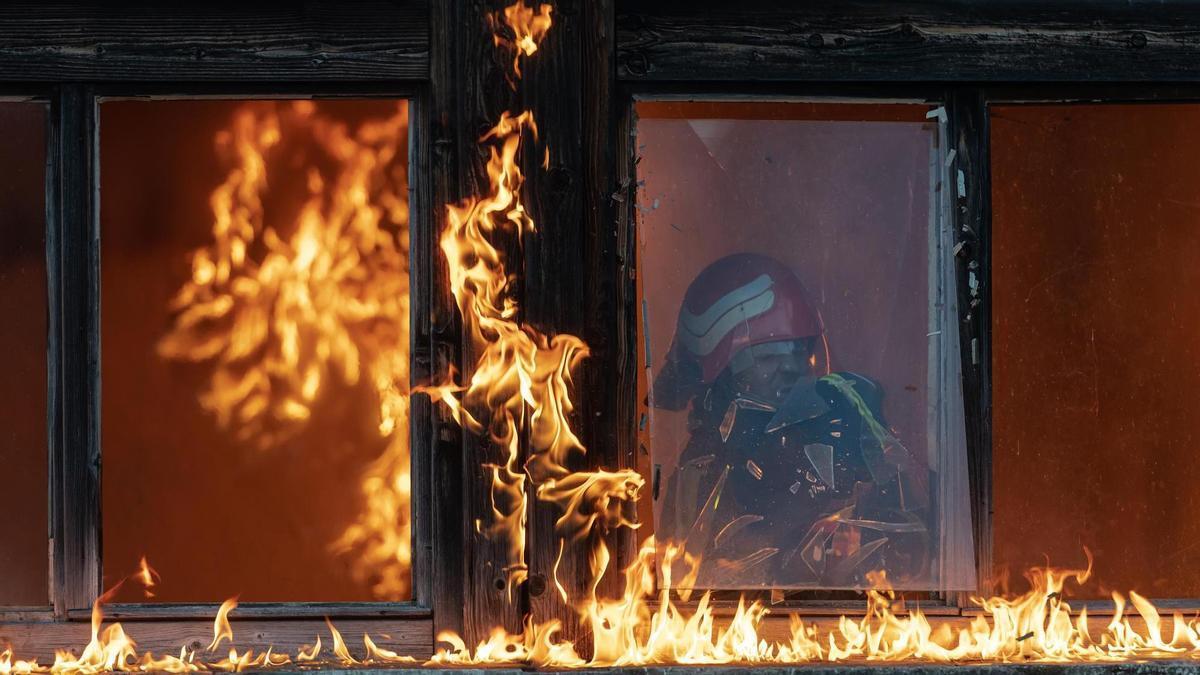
[0,0,438,661]
[79,85,432,621]
[618,86,980,613]
[51,84,435,621]
[614,0,1200,615]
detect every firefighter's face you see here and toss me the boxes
[729,339,816,405]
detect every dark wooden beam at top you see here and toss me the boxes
[0,1,428,82]
[617,0,1200,83]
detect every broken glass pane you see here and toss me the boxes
[636,101,974,591]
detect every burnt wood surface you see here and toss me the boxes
[428,0,524,645]
[0,1,427,81]
[520,0,621,656]
[48,84,101,615]
[66,603,431,620]
[616,0,1200,82]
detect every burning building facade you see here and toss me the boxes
[5,0,1200,671]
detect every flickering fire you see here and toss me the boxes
[207,599,237,652]
[157,100,414,600]
[0,560,421,672]
[134,558,158,599]
[426,538,1200,666]
[491,0,553,80]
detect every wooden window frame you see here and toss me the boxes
[613,0,1200,620]
[0,1,438,661]
[623,85,973,614]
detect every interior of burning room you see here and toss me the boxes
[99,99,412,603]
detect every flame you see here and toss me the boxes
[492,0,553,80]
[135,557,159,599]
[0,649,39,675]
[428,537,1200,667]
[0,562,436,672]
[294,638,320,663]
[323,618,358,665]
[209,647,290,673]
[362,634,417,664]
[206,598,237,652]
[158,100,413,599]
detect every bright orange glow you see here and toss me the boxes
[157,101,413,600]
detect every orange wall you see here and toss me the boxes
[0,103,48,606]
[992,104,1200,598]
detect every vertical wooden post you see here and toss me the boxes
[429,0,527,644]
[946,88,993,597]
[521,0,620,654]
[408,90,435,612]
[48,84,101,615]
[430,0,620,648]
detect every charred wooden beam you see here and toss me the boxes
[519,0,621,656]
[0,1,427,81]
[617,0,1200,82]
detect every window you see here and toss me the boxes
[992,103,1200,599]
[99,99,413,602]
[634,101,974,592]
[0,101,48,607]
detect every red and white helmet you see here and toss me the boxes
[652,253,828,410]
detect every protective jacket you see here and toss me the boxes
[658,372,932,589]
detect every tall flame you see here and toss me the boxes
[206,598,237,652]
[418,0,645,603]
[158,101,414,599]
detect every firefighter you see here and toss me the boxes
[653,253,932,589]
